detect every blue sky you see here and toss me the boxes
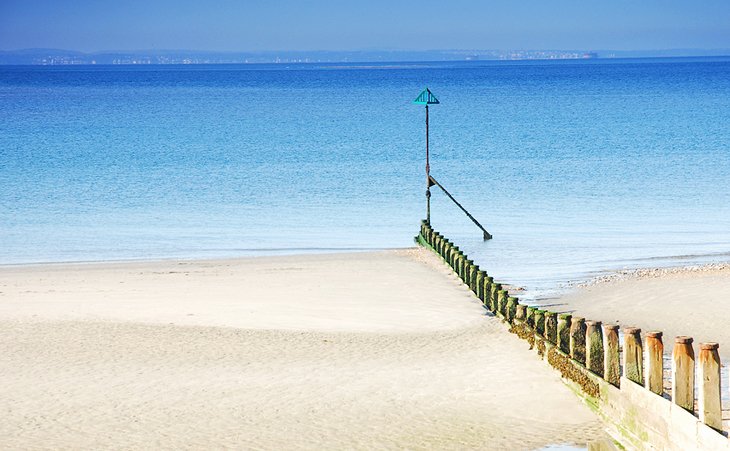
[1,0,729,52]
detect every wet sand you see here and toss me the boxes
[0,249,601,449]
[554,265,730,358]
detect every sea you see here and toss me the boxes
[2,57,730,300]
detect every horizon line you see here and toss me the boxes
[3,47,730,54]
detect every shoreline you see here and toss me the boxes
[552,262,730,359]
[0,247,402,269]
[573,261,730,288]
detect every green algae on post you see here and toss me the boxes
[585,321,604,377]
[603,324,620,387]
[534,310,545,336]
[569,317,586,365]
[506,297,518,323]
[622,327,643,386]
[557,314,571,354]
[544,311,557,344]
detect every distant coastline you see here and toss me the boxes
[1,47,729,65]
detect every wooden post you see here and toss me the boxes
[534,310,545,337]
[465,259,474,284]
[698,342,722,430]
[672,336,695,413]
[470,264,479,293]
[476,271,485,301]
[623,327,643,385]
[604,325,620,386]
[506,297,518,323]
[526,306,536,329]
[497,290,508,318]
[585,321,604,377]
[544,312,557,343]
[483,276,493,308]
[569,317,586,365]
[515,304,527,324]
[557,314,572,354]
[490,283,501,313]
[645,331,664,395]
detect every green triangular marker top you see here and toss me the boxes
[413,88,440,105]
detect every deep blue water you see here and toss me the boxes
[2,58,730,299]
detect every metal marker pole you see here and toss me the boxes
[426,104,431,223]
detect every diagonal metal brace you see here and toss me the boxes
[429,175,493,240]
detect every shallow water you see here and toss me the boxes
[2,58,730,298]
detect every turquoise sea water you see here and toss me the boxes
[2,58,730,299]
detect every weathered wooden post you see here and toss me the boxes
[464,259,472,285]
[534,310,546,337]
[450,246,458,269]
[497,290,508,318]
[604,325,620,386]
[645,331,664,395]
[490,283,501,313]
[526,306,536,329]
[515,304,526,325]
[544,311,557,344]
[585,321,604,377]
[476,271,485,301]
[698,342,722,430]
[569,317,586,365]
[557,314,572,354]
[470,264,479,293]
[483,276,493,308]
[672,336,695,413]
[623,327,643,385]
[506,297,518,323]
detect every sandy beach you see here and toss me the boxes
[0,248,601,449]
[553,265,730,358]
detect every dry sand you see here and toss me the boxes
[0,248,601,449]
[553,265,730,359]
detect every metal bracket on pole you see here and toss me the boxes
[429,175,493,240]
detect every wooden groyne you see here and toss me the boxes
[418,221,729,450]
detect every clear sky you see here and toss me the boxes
[1,0,729,52]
